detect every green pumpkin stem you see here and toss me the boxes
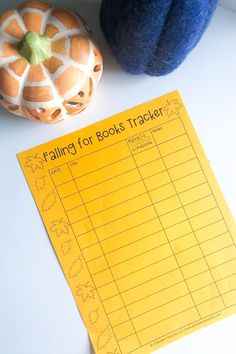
[18,31,51,65]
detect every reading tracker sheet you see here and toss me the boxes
[18,91,236,354]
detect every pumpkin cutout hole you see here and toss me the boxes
[66,101,82,107]
[37,107,46,113]
[94,64,101,72]
[51,108,61,120]
[89,78,93,96]
[8,104,19,111]
[0,95,3,100]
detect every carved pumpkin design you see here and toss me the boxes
[0,0,103,123]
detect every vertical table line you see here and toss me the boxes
[182,127,235,246]
[67,162,142,348]
[49,166,122,353]
[150,129,227,309]
[125,136,202,320]
[181,123,236,301]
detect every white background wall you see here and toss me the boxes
[220,0,236,11]
[0,2,236,354]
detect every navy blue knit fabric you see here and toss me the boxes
[100,0,217,76]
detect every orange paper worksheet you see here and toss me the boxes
[18,91,236,354]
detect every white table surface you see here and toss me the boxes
[0,1,236,354]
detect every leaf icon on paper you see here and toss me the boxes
[69,256,83,278]
[50,218,69,237]
[76,282,95,302]
[24,154,45,173]
[89,309,99,325]
[61,240,71,255]
[35,176,46,191]
[163,98,183,118]
[97,326,111,350]
[42,190,56,212]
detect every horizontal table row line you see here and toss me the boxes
[126,304,230,353]
[102,272,236,319]
[70,201,221,235]
[110,291,231,340]
[88,243,236,290]
[53,141,194,191]
[88,231,232,276]
[114,299,227,347]
[60,170,207,215]
[70,206,228,252]
[75,216,227,254]
[97,257,236,305]
[56,152,198,201]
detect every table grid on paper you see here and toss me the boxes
[50,117,236,353]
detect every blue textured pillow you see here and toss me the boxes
[100,0,217,76]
